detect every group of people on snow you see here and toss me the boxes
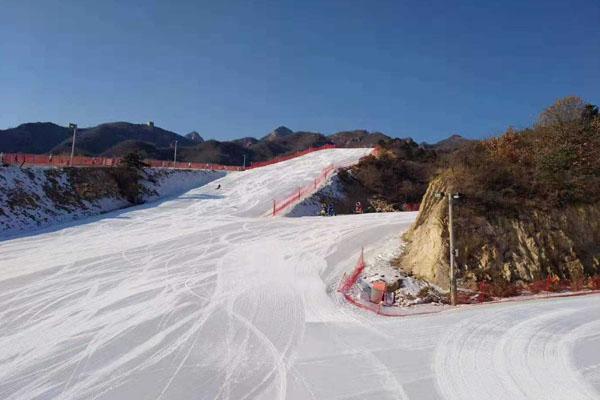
[320,202,336,216]
[319,201,364,216]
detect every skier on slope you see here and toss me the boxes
[216,184,221,190]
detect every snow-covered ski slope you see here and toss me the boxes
[1,148,599,400]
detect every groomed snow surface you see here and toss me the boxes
[1,148,599,400]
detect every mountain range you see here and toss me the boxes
[0,122,471,165]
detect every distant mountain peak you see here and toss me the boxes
[430,134,472,151]
[262,126,294,141]
[273,126,293,134]
[185,131,204,142]
[18,121,62,128]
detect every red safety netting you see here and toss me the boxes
[0,144,339,172]
[270,146,382,216]
[338,250,600,317]
[456,274,600,305]
[403,203,421,211]
[337,250,390,314]
[338,248,365,293]
[0,153,243,171]
[144,159,243,171]
[0,153,121,167]
[272,164,336,216]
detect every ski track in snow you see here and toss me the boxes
[1,148,599,399]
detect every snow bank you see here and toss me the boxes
[0,166,225,237]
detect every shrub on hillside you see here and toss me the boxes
[348,139,438,208]
[109,152,149,204]
[445,96,600,214]
[121,151,149,170]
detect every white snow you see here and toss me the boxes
[144,168,225,199]
[0,166,225,237]
[359,232,445,306]
[0,148,599,399]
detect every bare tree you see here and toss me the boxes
[537,96,586,127]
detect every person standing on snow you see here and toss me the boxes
[328,203,335,216]
[355,201,363,214]
[320,203,327,216]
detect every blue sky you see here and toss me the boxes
[1,0,599,142]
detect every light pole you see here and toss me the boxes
[173,140,178,166]
[69,123,77,165]
[435,191,461,305]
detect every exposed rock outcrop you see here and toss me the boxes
[398,177,600,288]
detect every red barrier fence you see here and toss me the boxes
[337,250,390,314]
[0,153,243,171]
[1,153,121,167]
[272,164,336,216]
[338,248,365,293]
[457,274,600,304]
[0,144,339,172]
[144,159,242,171]
[403,203,421,211]
[338,250,600,317]
[247,144,336,169]
[270,146,382,216]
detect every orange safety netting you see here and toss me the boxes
[272,164,335,216]
[0,144,339,172]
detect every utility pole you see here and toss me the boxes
[243,154,246,170]
[69,123,77,165]
[436,191,460,305]
[448,193,457,306]
[173,140,178,166]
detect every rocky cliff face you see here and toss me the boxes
[398,177,600,288]
[397,178,450,286]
